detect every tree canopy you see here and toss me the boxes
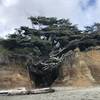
[0,16,100,60]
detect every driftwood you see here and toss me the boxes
[0,88,55,96]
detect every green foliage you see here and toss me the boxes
[84,23,100,34]
[0,16,100,67]
[29,16,57,26]
[0,46,10,55]
[0,16,82,58]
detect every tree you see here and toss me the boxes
[1,16,100,87]
[84,23,100,34]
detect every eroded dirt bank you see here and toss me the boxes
[0,65,32,89]
[0,48,100,89]
[53,48,100,87]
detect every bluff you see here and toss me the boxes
[0,47,100,89]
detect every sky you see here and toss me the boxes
[0,0,99,37]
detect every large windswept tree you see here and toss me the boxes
[0,16,81,58]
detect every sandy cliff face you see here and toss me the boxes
[53,48,100,87]
[0,65,32,89]
[0,48,100,89]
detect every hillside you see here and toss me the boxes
[0,65,32,89]
[53,47,100,87]
[0,48,100,89]
[0,17,100,89]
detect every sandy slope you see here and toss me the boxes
[1,87,100,100]
[0,66,32,89]
[0,49,100,89]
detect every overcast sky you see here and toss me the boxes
[0,0,99,37]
